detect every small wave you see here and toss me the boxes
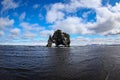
[0,67,32,72]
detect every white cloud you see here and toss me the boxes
[0,17,14,29]
[19,12,26,21]
[1,0,19,13]
[40,30,54,37]
[71,36,120,46]
[51,16,94,34]
[92,4,120,35]
[46,3,65,23]
[0,40,47,46]
[20,22,47,39]
[46,10,64,23]
[71,37,90,46]
[23,32,37,39]
[46,0,120,36]
[65,0,101,12]
[10,28,20,35]
[110,3,120,12]
[20,22,45,31]
[9,28,21,38]
[46,0,102,33]
[46,0,101,17]
[79,0,101,8]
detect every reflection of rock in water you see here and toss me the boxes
[46,30,70,47]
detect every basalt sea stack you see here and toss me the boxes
[46,30,70,47]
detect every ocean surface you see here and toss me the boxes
[0,45,120,80]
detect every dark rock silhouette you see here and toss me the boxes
[46,30,70,47]
[46,35,53,47]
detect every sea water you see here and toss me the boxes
[0,45,120,80]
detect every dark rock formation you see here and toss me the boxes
[46,35,53,47]
[46,30,70,47]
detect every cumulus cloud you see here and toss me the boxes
[92,4,120,35]
[46,3,65,23]
[40,30,54,37]
[110,3,120,12]
[20,22,45,31]
[46,0,101,34]
[20,22,47,39]
[9,28,20,38]
[20,22,54,40]
[46,0,120,36]
[1,0,19,13]
[51,16,94,34]
[19,12,26,21]
[23,32,37,39]
[92,18,116,34]
[64,0,101,12]
[10,28,20,35]
[46,10,64,23]
[0,17,14,29]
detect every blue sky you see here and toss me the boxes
[0,0,120,45]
